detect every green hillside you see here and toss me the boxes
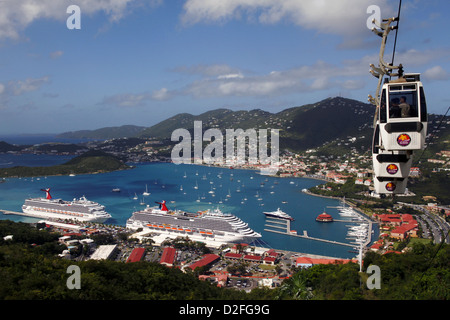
[56,125,147,139]
[0,150,130,178]
[138,97,375,153]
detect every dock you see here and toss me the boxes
[1,209,35,218]
[263,216,364,248]
[263,228,356,248]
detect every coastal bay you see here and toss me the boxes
[0,155,376,259]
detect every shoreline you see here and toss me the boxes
[1,161,364,260]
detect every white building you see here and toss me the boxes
[89,244,117,260]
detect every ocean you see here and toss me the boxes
[0,157,377,259]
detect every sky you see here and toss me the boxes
[0,0,449,135]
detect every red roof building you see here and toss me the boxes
[188,254,220,271]
[126,247,146,263]
[391,223,418,240]
[243,254,261,262]
[160,246,177,267]
[296,257,356,268]
[224,252,242,260]
[263,256,276,265]
[265,249,279,258]
[370,243,382,252]
[316,212,333,222]
[375,214,402,226]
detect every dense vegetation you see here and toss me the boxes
[0,220,448,300]
[0,150,130,178]
[137,97,375,154]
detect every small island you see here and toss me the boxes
[0,150,131,178]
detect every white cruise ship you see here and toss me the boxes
[263,208,294,220]
[126,200,261,244]
[22,189,111,223]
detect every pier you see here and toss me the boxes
[263,215,371,249]
[1,209,32,217]
[264,228,356,248]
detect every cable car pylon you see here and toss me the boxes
[368,3,428,197]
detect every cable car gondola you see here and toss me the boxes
[377,73,428,152]
[368,3,428,195]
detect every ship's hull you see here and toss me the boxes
[22,207,110,223]
[22,197,111,223]
[126,207,261,244]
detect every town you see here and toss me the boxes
[2,128,448,291]
[1,112,449,291]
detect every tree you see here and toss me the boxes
[277,272,313,300]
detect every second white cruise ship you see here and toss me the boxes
[126,200,262,244]
[22,189,111,223]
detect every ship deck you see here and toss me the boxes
[131,211,238,233]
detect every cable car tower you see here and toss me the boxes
[368,6,428,195]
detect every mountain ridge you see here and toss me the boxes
[48,96,449,154]
[51,97,377,152]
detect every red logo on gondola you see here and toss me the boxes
[397,134,411,146]
[386,164,399,175]
[385,182,396,192]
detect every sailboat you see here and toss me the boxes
[143,184,150,196]
[133,193,138,200]
[194,181,198,190]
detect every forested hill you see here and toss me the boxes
[0,150,130,177]
[138,97,375,152]
[0,219,448,301]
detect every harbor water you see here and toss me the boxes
[0,159,378,259]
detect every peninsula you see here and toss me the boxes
[0,150,131,178]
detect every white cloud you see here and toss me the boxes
[173,59,369,99]
[423,65,449,81]
[152,88,170,100]
[391,48,450,68]
[7,76,50,96]
[181,0,394,44]
[0,0,163,40]
[0,76,50,110]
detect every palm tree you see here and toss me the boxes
[277,272,313,300]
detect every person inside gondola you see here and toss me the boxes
[399,96,411,117]
[389,98,401,118]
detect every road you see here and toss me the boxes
[399,202,450,244]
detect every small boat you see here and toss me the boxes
[143,184,150,196]
[263,208,294,221]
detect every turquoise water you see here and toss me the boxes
[0,162,376,258]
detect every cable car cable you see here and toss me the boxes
[390,0,402,74]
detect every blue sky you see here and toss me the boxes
[0,0,449,135]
